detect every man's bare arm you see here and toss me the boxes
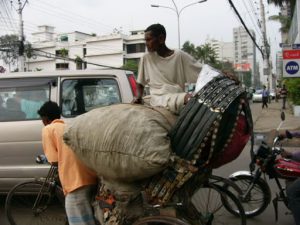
[132,83,144,104]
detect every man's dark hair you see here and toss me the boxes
[37,101,61,121]
[145,23,166,38]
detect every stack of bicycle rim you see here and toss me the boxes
[146,72,249,205]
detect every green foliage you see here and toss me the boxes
[0,34,19,65]
[242,71,252,88]
[74,55,83,63]
[269,14,291,33]
[267,0,296,17]
[74,55,83,70]
[59,48,68,58]
[25,43,33,58]
[285,78,300,105]
[122,59,138,77]
[182,41,218,66]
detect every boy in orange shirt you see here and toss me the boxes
[38,101,98,225]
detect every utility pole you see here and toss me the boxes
[260,0,272,91]
[16,0,28,72]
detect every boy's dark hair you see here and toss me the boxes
[37,101,61,121]
[145,23,166,38]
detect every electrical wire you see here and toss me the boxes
[241,0,263,39]
[228,0,264,58]
[31,48,125,69]
[26,0,115,34]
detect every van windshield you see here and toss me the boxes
[0,78,52,121]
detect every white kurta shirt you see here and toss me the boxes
[137,49,202,113]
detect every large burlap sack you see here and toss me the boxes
[63,104,175,182]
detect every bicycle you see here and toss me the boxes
[5,155,67,225]
[5,156,246,225]
[110,172,247,225]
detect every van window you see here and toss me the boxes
[61,78,121,117]
[0,78,51,121]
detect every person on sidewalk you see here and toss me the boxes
[280,84,288,110]
[133,23,202,114]
[262,85,269,109]
[279,130,300,225]
[38,101,98,225]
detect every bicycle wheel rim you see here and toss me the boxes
[132,215,190,225]
[190,183,246,225]
[5,181,67,225]
[229,175,271,217]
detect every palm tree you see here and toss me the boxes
[182,41,197,59]
[267,0,296,16]
[269,14,291,43]
[198,43,217,65]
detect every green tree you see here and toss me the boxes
[267,0,296,16]
[59,48,68,58]
[269,14,291,33]
[0,34,19,66]
[74,55,83,70]
[122,59,138,77]
[182,41,218,66]
[285,78,300,105]
[182,41,197,59]
[199,43,218,65]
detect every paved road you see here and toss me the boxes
[0,100,296,225]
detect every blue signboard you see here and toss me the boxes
[285,61,299,75]
[292,44,300,49]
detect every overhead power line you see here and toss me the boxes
[227,0,264,58]
[31,48,125,70]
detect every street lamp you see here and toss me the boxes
[151,0,207,49]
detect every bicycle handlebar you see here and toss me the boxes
[36,154,48,164]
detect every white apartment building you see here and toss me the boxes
[205,38,234,63]
[233,26,257,87]
[25,25,145,72]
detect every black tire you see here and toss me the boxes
[5,181,67,225]
[228,175,271,218]
[133,215,190,225]
[189,183,246,225]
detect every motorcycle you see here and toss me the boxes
[227,111,300,220]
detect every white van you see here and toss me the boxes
[0,69,136,193]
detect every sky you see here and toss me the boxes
[2,0,282,73]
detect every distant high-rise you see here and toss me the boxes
[205,38,234,63]
[233,26,257,87]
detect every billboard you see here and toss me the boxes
[283,44,300,77]
[234,63,251,72]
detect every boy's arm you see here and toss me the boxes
[132,83,144,104]
[42,128,58,163]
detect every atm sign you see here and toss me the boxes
[283,46,300,77]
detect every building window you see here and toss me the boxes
[56,63,69,70]
[83,48,87,57]
[126,43,145,54]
